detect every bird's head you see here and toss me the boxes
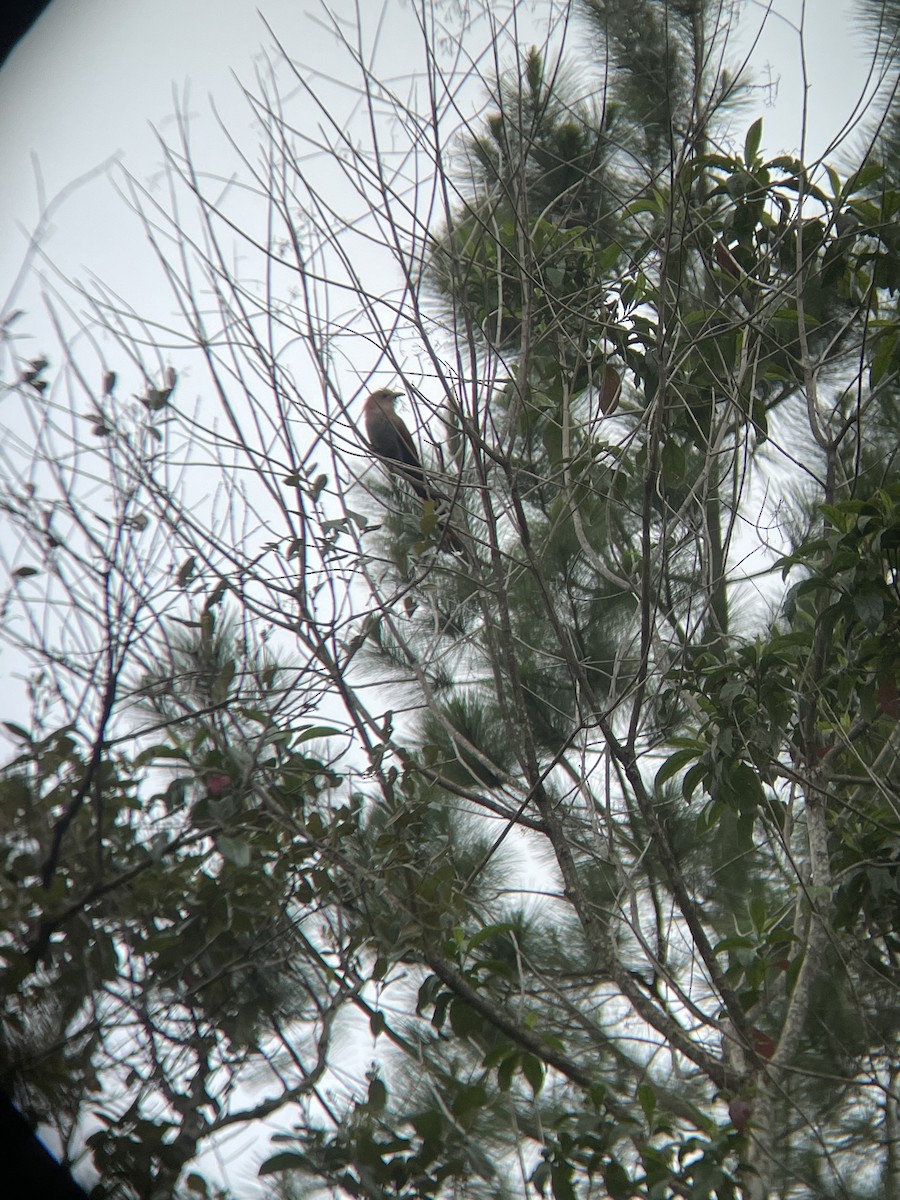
[366,387,403,413]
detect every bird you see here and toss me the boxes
[363,388,464,552]
[363,388,432,501]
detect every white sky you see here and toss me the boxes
[0,0,881,317]
[0,0,887,1194]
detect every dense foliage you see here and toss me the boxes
[2,1,899,1197]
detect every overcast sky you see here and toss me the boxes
[0,0,881,321]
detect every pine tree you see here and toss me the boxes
[329,2,900,1195]
[2,3,899,1197]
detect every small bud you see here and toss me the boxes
[729,1097,752,1133]
[878,676,900,718]
[751,1028,775,1059]
[103,371,117,395]
[206,772,233,798]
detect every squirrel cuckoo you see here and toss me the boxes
[363,388,462,551]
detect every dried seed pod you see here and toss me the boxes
[714,239,741,278]
[598,363,621,415]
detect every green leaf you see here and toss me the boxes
[497,1052,517,1092]
[367,1077,387,1110]
[749,895,767,933]
[661,439,685,485]
[259,1151,308,1175]
[211,659,236,703]
[449,998,483,1038]
[419,500,439,536]
[624,197,660,217]
[370,1010,387,1038]
[295,725,341,743]
[521,1053,545,1097]
[655,746,700,789]
[768,155,803,173]
[696,799,724,834]
[542,419,563,467]
[603,1157,632,1200]
[870,329,898,388]
[346,508,369,529]
[551,1162,577,1200]
[682,762,708,804]
[751,396,768,443]
[744,118,763,165]
[177,556,197,587]
[135,744,189,766]
[411,1109,442,1143]
[731,761,765,812]
[532,1161,551,1197]
[845,161,883,194]
[637,1083,656,1121]
[452,1083,487,1118]
[713,935,756,954]
[468,921,516,950]
[310,473,328,500]
[853,588,884,629]
[2,722,31,742]
[217,835,251,868]
[698,153,741,171]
